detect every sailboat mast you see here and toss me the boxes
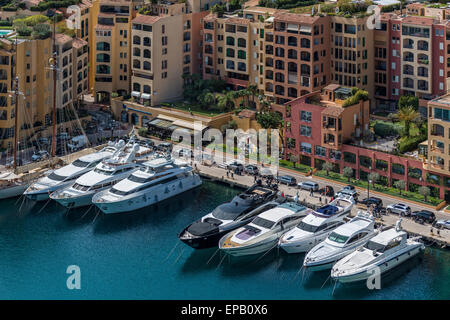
[12,37,18,171]
[51,14,57,159]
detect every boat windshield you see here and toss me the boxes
[297,221,320,233]
[72,160,91,168]
[110,188,129,196]
[47,172,67,181]
[94,168,115,175]
[128,175,148,183]
[328,232,349,244]
[211,203,247,220]
[251,217,275,229]
[364,240,385,252]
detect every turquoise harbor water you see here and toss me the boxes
[0,180,448,300]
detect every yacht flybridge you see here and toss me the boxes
[303,211,378,271]
[279,196,354,254]
[331,220,424,283]
[179,183,279,249]
[218,201,309,257]
[23,142,119,201]
[50,138,152,208]
[92,156,202,214]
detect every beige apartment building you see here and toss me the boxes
[427,94,450,175]
[93,0,143,103]
[329,15,374,100]
[0,37,52,149]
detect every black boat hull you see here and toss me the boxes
[179,228,231,249]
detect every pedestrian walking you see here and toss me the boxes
[226,171,229,178]
[231,172,234,179]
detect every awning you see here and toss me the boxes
[141,93,151,100]
[300,25,312,34]
[172,119,207,131]
[287,23,298,31]
[131,91,141,97]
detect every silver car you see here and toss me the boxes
[435,220,450,230]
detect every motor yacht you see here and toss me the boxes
[92,156,202,214]
[279,196,354,254]
[303,211,378,271]
[331,219,424,283]
[23,142,119,201]
[50,139,151,208]
[218,201,309,257]
[178,183,279,249]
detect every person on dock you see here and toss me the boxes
[226,171,229,178]
[231,172,234,179]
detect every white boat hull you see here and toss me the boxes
[52,191,96,208]
[332,244,424,283]
[24,181,73,202]
[94,175,202,214]
[0,184,28,200]
[279,232,330,254]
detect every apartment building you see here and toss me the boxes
[93,0,142,103]
[284,84,370,170]
[129,7,206,108]
[329,15,374,101]
[371,13,449,111]
[0,37,52,149]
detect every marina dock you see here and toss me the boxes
[195,162,450,249]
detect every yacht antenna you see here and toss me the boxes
[12,36,19,172]
[50,12,57,161]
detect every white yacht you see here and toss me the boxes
[91,156,202,214]
[303,211,378,271]
[218,201,309,257]
[23,142,119,201]
[279,196,354,254]
[50,139,151,208]
[331,220,424,283]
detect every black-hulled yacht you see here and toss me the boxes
[179,183,281,249]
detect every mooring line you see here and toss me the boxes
[206,248,220,265]
[37,198,51,214]
[164,242,179,262]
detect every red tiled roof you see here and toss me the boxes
[322,105,345,117]
[401,15,437,26]
[273,12,320,24]
[224,17,250,25]
[72,37,87,48]
[238,109,256,119]
[55,33,72,44]
[132,15,162,25]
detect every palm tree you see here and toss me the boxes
[247,84,258,108]
[217,91,235,112]
[201,92,215,109]
[397,106,420,137]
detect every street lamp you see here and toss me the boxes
[367,166,372,198]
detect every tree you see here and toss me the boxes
[368,172,380,188]
[217,91,235,112]
[290,154,299,168]
[397,106,420,137]
[394,180,406,195]
[247,84,258,108]
[322,162,334,176]
[200,92,215,109]
[256,111,283,130]
[343,167,353,182]
[399,95,419,111]
[418,186,430,202]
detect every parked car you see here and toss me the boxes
[244,165,259,175]
[386,203,411,216]
[411,210,436,224]
[342,185,356,192]
[359,197,383,208]
[276,175,297,186]
[226,160,245,171]
[336,189,359,201]
[434,219,450,230]
[157,142,172,152]
[318,185,334,197]
[298,181,319,191]
[177,148,193,159]
[31,150,50,162]
[218,159,243,170]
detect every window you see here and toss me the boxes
[300,111,311,122]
